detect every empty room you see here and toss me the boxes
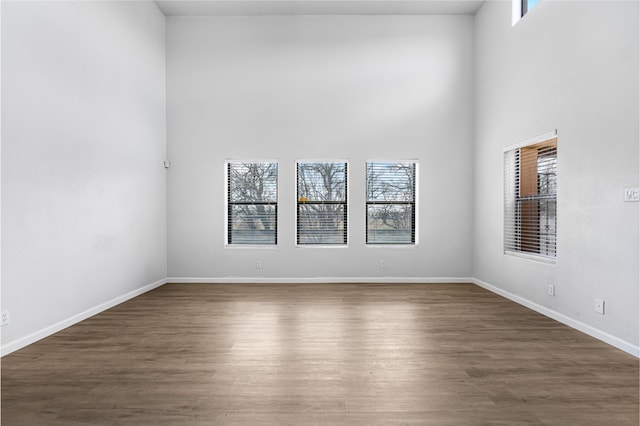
[1,0,639,424]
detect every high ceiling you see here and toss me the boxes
[155,0,486,16]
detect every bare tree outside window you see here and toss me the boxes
[536,151,557,257]
[366,162,416,244]
[297,162,348,245]
[227,162,278,245]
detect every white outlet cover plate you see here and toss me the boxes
[624,187,640,202]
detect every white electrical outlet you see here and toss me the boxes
[380,259,386,269]
[624,187,640,202]
[1,311,9,327]
[594,299,605,315]
[547,284,555,296]
[256,260,262,269]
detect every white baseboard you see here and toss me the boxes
[166,276,475,284]
[1,278,167,357]
[472,278,640,358]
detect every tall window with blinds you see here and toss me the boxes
[226,162,278,245]
[504,135,557,261]
[366,162,417,244]
[297,162,348,245]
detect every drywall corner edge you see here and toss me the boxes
[472,278,640,358]
[1,278,167,357]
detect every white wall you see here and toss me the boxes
[166,16,475,281]
[474,1,639,352]
[1,1,167,353]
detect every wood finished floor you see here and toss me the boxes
[2,283,638,425]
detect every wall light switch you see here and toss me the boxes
[624,187,640,202]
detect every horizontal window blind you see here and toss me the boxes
[227,162,277,245]
[366,162,416,244]
[504,138,557,260]
[297,162,347,245]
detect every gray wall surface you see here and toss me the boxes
[166,15,475,280]
[1,1,167,350]
[473,0,639,348]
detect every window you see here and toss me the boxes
[296,162,348,245]
[504,132,557,261]
[521,0,541,17]
[226,161,278,245]
[366,162,417,245]
[513,0,541,24]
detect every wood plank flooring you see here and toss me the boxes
[2,283,638,425]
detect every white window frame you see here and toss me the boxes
[224,159,279,248]
[365,160,419,247]
[295,160,349,247]
[503,130,557,264]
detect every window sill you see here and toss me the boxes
[504,250,556,265]
[295,244,349,249]
[366,244,419,249]
[225,244,278,249]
